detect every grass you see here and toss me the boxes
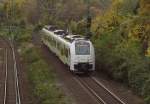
[19,42,71,104]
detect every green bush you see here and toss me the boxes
[94,28,123,75]
[28,59,66,104]
[21,45,70,104]
[27,48,40,63]
[94,28,150,103]
[142,77,150,104]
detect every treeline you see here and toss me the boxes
[0,0,111,31]
[0,0,149,103]
[92,0,150,103]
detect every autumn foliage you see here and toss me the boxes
[0,0,149,103]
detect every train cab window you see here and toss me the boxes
[75,42,90,55]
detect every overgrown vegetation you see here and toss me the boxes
[21,43,70,104]
[16,28,70,104]
[91,0,150,103]
[0,0,149,103]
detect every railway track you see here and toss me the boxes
[0,37,21,104]
[0,48,7,104]
[74,75,126,104]
[11,41,21,104]
[4,49,8,104]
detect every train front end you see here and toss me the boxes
[70,39,95,73]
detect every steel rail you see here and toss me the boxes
[74,77,107,104]
[91,77,126,104]
[3,49,8,104]
[11,43,21,104]
[2,37,21,104]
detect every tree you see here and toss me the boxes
[139,0,150,16]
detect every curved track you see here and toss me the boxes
[74,75,126,104]
[0,37,21,104]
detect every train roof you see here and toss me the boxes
[53,29,68,37]
[65,35,81,39]
[43,26,88,44]
[64,35,86,42]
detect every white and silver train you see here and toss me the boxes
[40,25,95,73]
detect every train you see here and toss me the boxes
[40,25,95,73]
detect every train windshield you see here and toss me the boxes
[75,41,90,55]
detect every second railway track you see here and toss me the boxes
[0,37,21,104]
[74,75,126,104]
[0,47,7,104]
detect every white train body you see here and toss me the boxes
[41,26,95,73]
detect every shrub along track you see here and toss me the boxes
[0,37,30,104]
[32,32,144,104]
